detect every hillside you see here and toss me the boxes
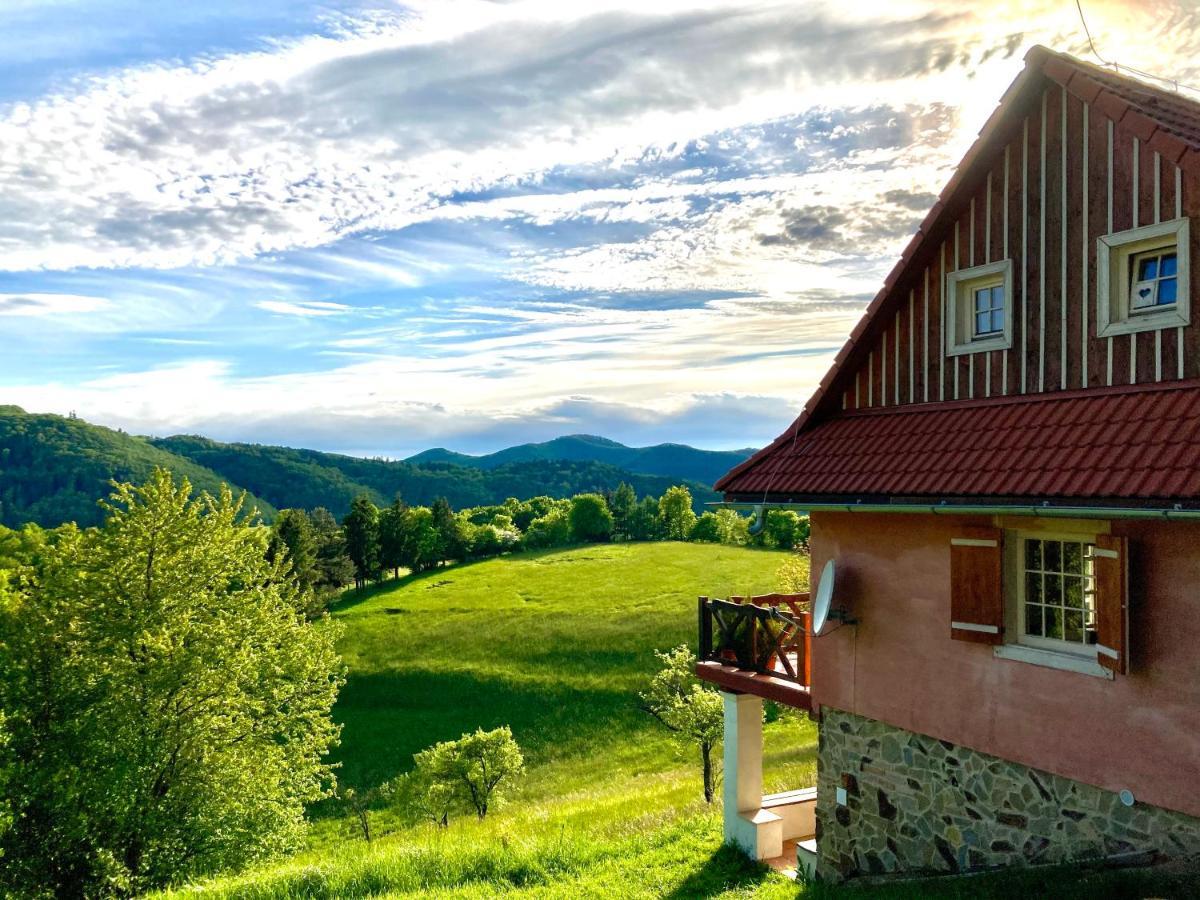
[153,435,721,519]
[408,434,756,485]
[159,542,814,898]
[0,407,277,528]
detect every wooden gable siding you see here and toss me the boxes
[841,82,1197,413]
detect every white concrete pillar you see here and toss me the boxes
[722,691,782,859]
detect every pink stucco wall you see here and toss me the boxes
[809,511,1200,819]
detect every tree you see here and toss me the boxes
[0,470,343,895]
[657,486,697,541]
[690,511,722,543]
[640,645,725,804]
[412,727,525,821]
[310,507,354,592]
[430,497,464,565]
[756,509,805,550]
[377,497,408,579]
[609,482,637,540]
[400,506,440,573]
[626,496,663,541]
[714,508,750,546]
[343,494,381,589]
[568,493,614,543]
[777,553,811,594]
[268,508,318,587]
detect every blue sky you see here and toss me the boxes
[2,1,1198,457]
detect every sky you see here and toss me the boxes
[2,1,1199,457]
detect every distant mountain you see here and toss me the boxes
[154,435,721,520]
[0,407,736,529]
[407,434,755,486]
[0,407,277,528]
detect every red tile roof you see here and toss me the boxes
[716,47,1200,506]
[719,382,1200,506]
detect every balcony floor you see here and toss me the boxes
[694,660,812,710]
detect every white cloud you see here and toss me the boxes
[0,292,111,316]
[255,299,353,317]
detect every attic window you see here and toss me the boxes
[945,259,1014,357]
[1097,217,1190,337]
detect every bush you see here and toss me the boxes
[690,511,722,543]
[657,486,697,541]
[568,494,614,543]
[524,507,572,549]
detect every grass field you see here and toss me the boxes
[159,543,1198,899]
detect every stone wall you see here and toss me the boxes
[815,707,1200,881]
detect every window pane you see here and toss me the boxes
[1025,571,1042,604]
[992,286,1005,308]
[1159,277,1178,304]
[1138,256,1159,280]
[1063,542,1082,574]
[1025,603,1043,637]
[1045,574,1062,605]
[992,309,1005,332]
[1045,607,1063,640]
[976,311,991,334]
[975,289,988,312]
[1132,282,1156,308]
[1161,253,1178,276]
[1064,609,1084,643]
[1045,541,1062,572]
[1064,576,1084,608]
[1025,540,1041,570]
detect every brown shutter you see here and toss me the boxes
[1092,535,1129,674]
[950,527,1004,644]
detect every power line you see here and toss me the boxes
[1071,0,1200,98]
[1074,0,1108,66]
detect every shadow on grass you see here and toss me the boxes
[662,844,775,900]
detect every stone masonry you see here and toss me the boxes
[816,707,1200,881]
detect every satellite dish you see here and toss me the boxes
[812,559,836,636]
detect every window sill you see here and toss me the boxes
[1096,308,1189,338]
[994,643,1113,679]
[947,335,1012,357]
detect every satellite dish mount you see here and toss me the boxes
[811,559,856,636]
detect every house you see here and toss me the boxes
[702,45,1200,881]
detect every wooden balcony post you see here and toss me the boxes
[698,596,712,661]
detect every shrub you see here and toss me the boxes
[524,508,572,549]
[657,486,697,541]
[568,494,614,543]
[690,511,722,543]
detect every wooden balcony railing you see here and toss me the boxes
[698,593,811,687]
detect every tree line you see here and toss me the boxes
[266,482,810,600]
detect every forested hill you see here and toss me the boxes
[0,407,278,528]
[407,434,756,485]
[152,434,720,519]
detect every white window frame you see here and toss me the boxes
[945,259,1014,357]
[994,527,1112,679]
[1096,217,1190,337]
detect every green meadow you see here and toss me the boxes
[160,543,1197,898]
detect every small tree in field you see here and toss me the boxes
[412,726,524,821]
[640,645,724,803]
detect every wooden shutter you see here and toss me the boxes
[950,527,1004,644]
[1092,535,1129,674]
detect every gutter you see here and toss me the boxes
[711,500,1200,521]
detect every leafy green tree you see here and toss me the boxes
[689,511,721,542]
[412,727,525,821]
[343,494,381,589]
[756,509,805,550]
[640,645,725,803]
[626,496,663,541]
[714,508,750,546]
[568,493,614,543]
[523,507,572,549]
[0,470,343,896]
[657,486,697,541]
[430,497,463,565]
[400,506,440,573]
[309,507,354,592]
[377,497,409,579]
[777,553,811,594]
[608,482,637,540]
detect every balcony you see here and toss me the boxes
[695,592,812,710]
